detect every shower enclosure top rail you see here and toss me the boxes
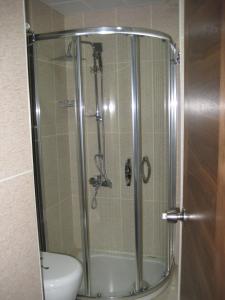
[33,26,175,45]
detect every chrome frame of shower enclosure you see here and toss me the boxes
[130,35,143,293]
[168,44,178,272]
[73,36,91,296]
[30,26,178,300]
[27,33,46,251]
[34,26,173,43]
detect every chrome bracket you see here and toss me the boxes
[162,207,189,223]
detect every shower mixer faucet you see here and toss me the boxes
[86,40,112,209]
[89,175,112,189]
[89,174,112,209]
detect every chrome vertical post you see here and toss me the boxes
[130,35,143,292]
[167,42,177,273]
[27,34,46,251]
[73,36,91,296]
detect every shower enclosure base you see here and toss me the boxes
[78,252,172,299]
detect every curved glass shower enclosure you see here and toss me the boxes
[28,27,178,299]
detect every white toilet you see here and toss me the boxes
[41,252,83,300]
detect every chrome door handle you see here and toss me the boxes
[141,156,151,184]
[162,208,189,223]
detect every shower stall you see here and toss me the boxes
[28,26,178,300]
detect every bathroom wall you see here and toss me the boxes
[0,0,43,299]
[26,0,78,256]
[65,0,179,259]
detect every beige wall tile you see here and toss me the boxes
[57,134,72,200]
[36,39,54,62]
[154,133,168,204]
[54,64,69,134]
[118,98,132,134]
[143,201,154,255]
[60,197,76,255]
[65,14,84,30]
[27,0,52,33]
[72,195,82,252]
[152,38,168,62]
[121,199,135,253]
[66,63,76,100]
[140,36,153,61]
[89,198,123,251]
[52,9,65,31]
[151,2,179,44]
[41,136,59,208]
[53,38,67,63]
[152,61,167,133]
[116,5,151,28]
[0,0,43,297]
[141,61,154,133]
[116,35,131,63]
[0,4,34,179]
[44,203,62,252]
[84,9,116,27]
[56,104,69,134]
[0,173,43,300]
[36,60,57,136]
[117,63,131,103]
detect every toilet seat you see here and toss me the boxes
[41,252,83,300]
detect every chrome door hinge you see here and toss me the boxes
[162,208,189,223]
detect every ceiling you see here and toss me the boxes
[40,0,177,16]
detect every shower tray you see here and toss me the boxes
[78,252,166,298]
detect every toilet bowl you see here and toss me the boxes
[41,252,83,300]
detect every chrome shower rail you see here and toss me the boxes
[34,26,174,46]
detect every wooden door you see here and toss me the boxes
[181,0,225,299]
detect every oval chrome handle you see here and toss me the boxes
[141,156,151,184]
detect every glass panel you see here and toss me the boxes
[35,37,82,258]
[140,37,170,286]
[79,34,135,297]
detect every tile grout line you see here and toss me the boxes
[0,169,33,184]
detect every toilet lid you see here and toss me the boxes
[41,252,82,287]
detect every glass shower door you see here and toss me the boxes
[75,33,137,297]
[32,36,83,258]
[140,37,172,287]
[74,32,175,297]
